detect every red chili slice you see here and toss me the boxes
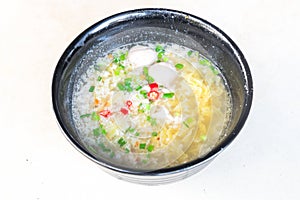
[99,110,111,118]
[149,82,158,91]
[126,100,132,108]
[147,91,159,101]
[120,108,129,115]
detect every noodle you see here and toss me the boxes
[71,43,231,170]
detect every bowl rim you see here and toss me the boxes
[52,8,253,176]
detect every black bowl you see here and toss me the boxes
[52,8,253,184]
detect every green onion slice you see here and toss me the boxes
[117,82,125,91]
[135,85,142,91]
[91,112,100,121]
[147,145,154,152]
[163,93,175,98]
[139,143,146,149]
[119,53,126,61]
[175,63,184,69]
[93,125,107,136]
[89,86,95,92]
[118,137,126,147]
[80,113,91,118]
[199,58,212,66]
[151,132,158,137]
[155,45,165,53]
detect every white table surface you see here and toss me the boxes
[1,0,299,199]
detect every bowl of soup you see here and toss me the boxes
[52,8,253,184]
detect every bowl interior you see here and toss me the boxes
[52,9,252,174]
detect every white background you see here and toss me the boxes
[1,0,299,199]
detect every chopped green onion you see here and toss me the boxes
[200,135,207,141]
[129,127,135,133]
[135,132,140,136]
[147,116,157,126]
[146,75,155,83]
[147,145,154,152]
[114,65,125,76]
[138,109,144,113]
[140,90,148,98]
[199,57,219,74]
[163,93,175,98]
[114,69,120,76]
[116,78,133,92]
[163,57,169,62]
[152,119,157,126]
[125,148,130,153]
[125,127,130,133]
[145,103,151,111]
[139,143,146,149]
[199,58,212,66]
[93,127,101,136]
[209,65,219,75]
[138,107,145,113]
[129,128,135,133]
[119,64,125,69]
[157,52,164,59]
[119,53,126,61]
[175,63,184,69]
[186,117,193,123]
[126,86,133,92]
[93,124,107,136]
[138,103,145,113]
[183,117,193,128]
[187,50,193,56]
[155,45,165,53]
[97,76,102,81]
[118,137,126,147]
[183,121,189,128]
[151,132,158,137]
[155,45,166,61]
[125,126,135,133]
[117,82,125,91]
[91,112,100,121]
[143,67,149,76]
[143,66,155,83]
[89,86,95,92]
[100,124,107,134]
[124,78,132,86]
[80,113,91,118]
[113,56,120,63]
[135,85,142,91]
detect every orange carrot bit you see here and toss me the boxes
[94,98,100,105]
[134,141,139,147]
[104,101,110,107]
